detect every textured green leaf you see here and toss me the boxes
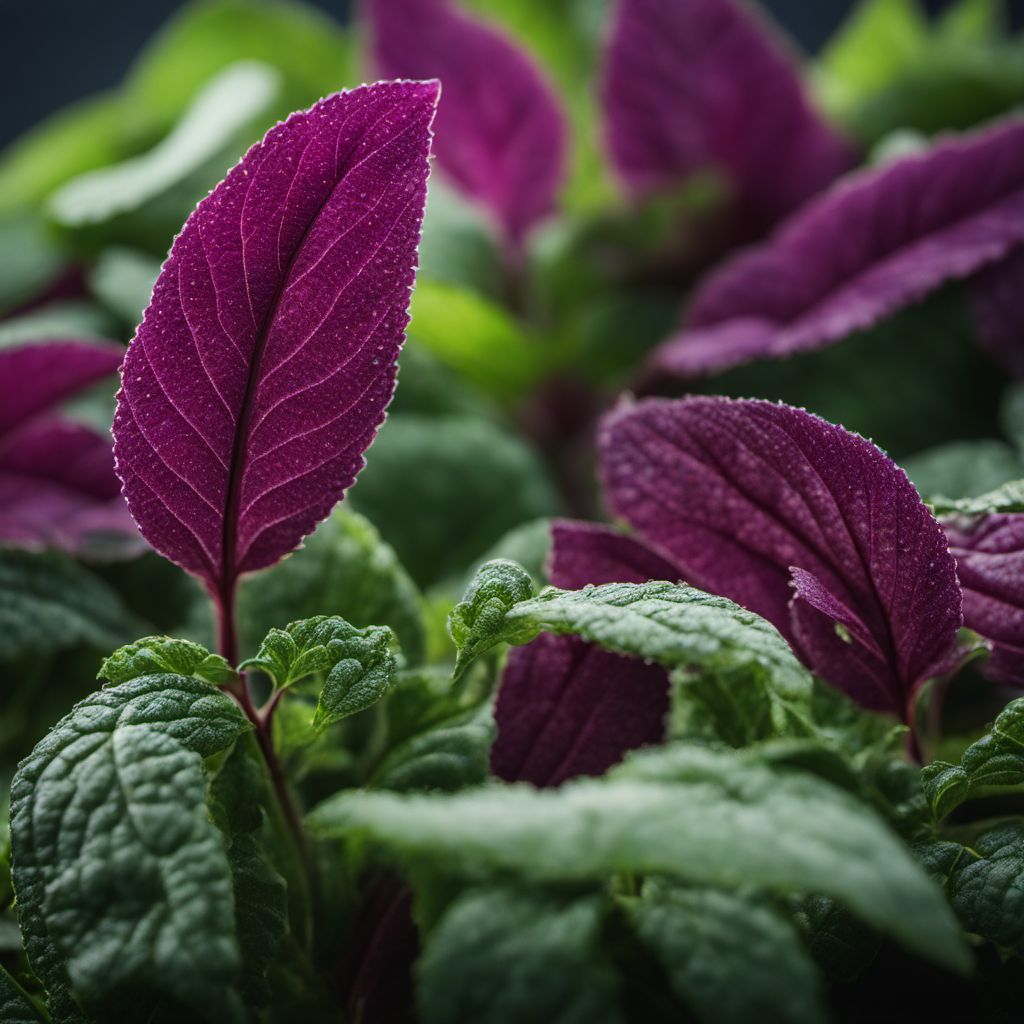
[89,247,161,326]
[240,616,398,733]
[920,823,1024,956]
[98,636,236,687]
[350,415,559,587]
[448,560,535,679]
[930,478,1024,516]
[0,550,147,662]
[629,881,827,1024]
[10,675,250,1022]
[451,575,812,706]
[237,508,426,665]
[371,705,496,793]
[904,439,1024,502]
[310,744,968,972]
[125,0,354,128]
[409,281,547,399]
[922,697,1024,819]
[0,965,46,1024]
[793,895,880,983]
[418,887,623,1024]
[50,63,280,245]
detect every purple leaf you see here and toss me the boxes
[600,396,962,717]
[0,339,122,437]
[601,0,852,230]
[946,513,1024,684]
[492,518,670,787]
[0,341,138,556]
[369,0,567,254]
[969,247,1024,378]
[112,82,438,632]
[653,116,1024,377]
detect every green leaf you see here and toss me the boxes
[448,559,535,679]
[921,697,1024,819]
[0,214,63,315]
[450,574,812,706]
[418,887,623,1024]
[409,281,548,400]
[97,636,236,687]
[0,302,117,350]
[629,881,827,1024]
[208,740,287,1008]
[0,550,147,662]
[125,0,354,130]
[350,416,559,587]
[0,966,47,1024]
[0,94,128,215]
[919,822,1024,956]
[371,705,496,793]
[10,674,250,1022]
[904,439,1024,502]
[89,248,161,326]
[237,508,426,666]
[793,895,881,984]
[929,478,1024,516]
[310,744,969,972]
[937,0,1003,43]
[50,62,280,248]
[240,616,398,732]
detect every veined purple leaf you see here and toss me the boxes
[969,247,1024,378]
[654,116,1024,377]
[369,0,567,254]
[0,340,137,556]
[946,513,1024,684]
[600,396,962,716]
[492,519,670,787]
[112,82,438,636]
[601,0,852,229]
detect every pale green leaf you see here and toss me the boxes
[89,248,161,326]
[10,675,251,1022]
[930,479,1024,516]
[310,745,968,972]
[97,635,236,687]
[904,439,1023,502]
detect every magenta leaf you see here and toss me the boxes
[601,0,851,230]
[600,396,963,717]
[112,81,439,638]
[0,340,137,556]
[946,513,1024,684]
[654,116,1024,377]
[492,519,670,787]
[969,247,1024,378]
[368,0,567,254]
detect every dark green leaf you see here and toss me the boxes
[0,550,147,662]
[922,697,1024,819]
[0,965,47,1024]
[10,675,250,1022]
[629,881,827,1024]
[310,744,968,972]
[97,636,235,687]
[793,895,880,983]
[418,887,623,1024]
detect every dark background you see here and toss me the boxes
[3,0,1024,149]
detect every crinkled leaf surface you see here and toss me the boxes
[310,744,968,972]
[112,81,438,604]
[10,674,250,1022]
[600,397,962,715]
[922,696,1024,819]
[369,0,567,251]
[654,117,1024,376]
[0,966,46,1024]
[934,480,1024,516]
[418,887,623,1024]
[97,635,236,687]
[629,881,827,1024]
[602,0,851,228]
[0,549,146,661]
[945,512,1024,681]
[237,507,425,665]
